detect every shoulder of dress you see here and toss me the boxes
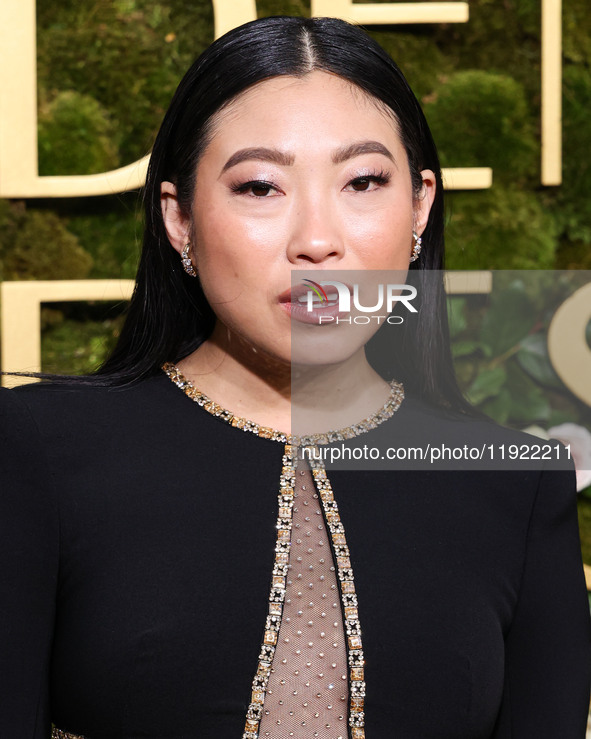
[0,383,41,426]
[398,394,551,446]
[364,393,575,484]
[9,372,165,404]
[0,375,169,442]
[0,385,51,473]
[0,387,61,540]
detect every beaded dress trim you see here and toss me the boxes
[52,364,404,739]
[161,363,404,447]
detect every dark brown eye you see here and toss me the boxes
[350,178,371,192]
[346,172,390,192]
[231,180,279,197]
[251,183,273,197]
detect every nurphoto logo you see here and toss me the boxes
[301,279,417,324]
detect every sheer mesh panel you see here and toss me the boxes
[258,461,349,739]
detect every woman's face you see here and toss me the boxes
[162,70,435,366]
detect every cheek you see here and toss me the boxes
[193,202,243,278]
[194,196,285,266]
[192,216,272,319]
[344,203,414,263]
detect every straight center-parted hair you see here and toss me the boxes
[96,15,470,413]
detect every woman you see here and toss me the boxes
[1,15,590,739]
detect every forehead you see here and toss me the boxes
[203,70,403,152]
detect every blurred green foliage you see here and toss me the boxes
[425,71,538,184]
[556,66,591,246]
[41,303,125,375]
[0,201,92,281]
[38,91,120,176]
[36,0,214,165]
[448,273,590,428]
[577,498,591,566]
[60,194,143,279]
[444,188,559,270]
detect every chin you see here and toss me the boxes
[291,323,380,364]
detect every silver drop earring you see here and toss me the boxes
[181,243,197,277]
[410,231,422,263]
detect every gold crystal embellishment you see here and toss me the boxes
[311,455,367,739]
[162,362,404,446]
[162,362,405,739]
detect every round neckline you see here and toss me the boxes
[162,362,404,446]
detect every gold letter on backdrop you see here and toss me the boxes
[541,0,562,185]
[0,0,563,197]
[213,0,256,38]
[0,0,149,197]
[548,282,591,406]
[310,1,469,24]
[0,280,135,387]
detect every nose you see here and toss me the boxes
[285,194,344,265]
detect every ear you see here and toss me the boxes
[160,181,191,256]
[413,169,437,236]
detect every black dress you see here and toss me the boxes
[1,369,590,739]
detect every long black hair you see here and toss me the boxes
[90,15,469,412]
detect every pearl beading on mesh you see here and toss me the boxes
[310,457,366,739]
[258,463,349,738]
[244,446,369,739]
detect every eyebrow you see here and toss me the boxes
[220,140,396,174]
[221,147,295,173]
[332,140,396,166]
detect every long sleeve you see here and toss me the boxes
[0,388,59,737]
[491,463,591,737]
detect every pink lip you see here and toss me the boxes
[278,281,353,324]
